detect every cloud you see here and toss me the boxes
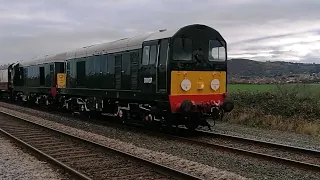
[0,0,320,63]
[228,26,320,62]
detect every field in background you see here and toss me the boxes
[228,83,320,96]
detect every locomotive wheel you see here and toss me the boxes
[118,109,128,124]
[180,100,193,113]
[186,121,198,131]
[185,114,199,131]
[220,109,225,121]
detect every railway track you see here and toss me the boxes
[0,111,203,180]
[1,101,320,177]
[170,129,320,172]
[75,115,320,173]
[106,122,320,172]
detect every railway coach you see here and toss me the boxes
[0,63,17,98]
[4,24,234,130]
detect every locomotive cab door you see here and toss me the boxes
[156,39,169,93]
[140,40,158,94]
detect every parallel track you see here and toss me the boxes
[106,121,320,172]
[0,110,203,180]
[72,114,320,173]
[169,129,320,172]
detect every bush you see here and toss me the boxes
[229,84,320,119]
[226,84,320,136]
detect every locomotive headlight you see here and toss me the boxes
[181,79,192,91]
[210,79,220,91]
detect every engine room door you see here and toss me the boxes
[140,40,158,94]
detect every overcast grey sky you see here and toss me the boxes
[0,0,319,64]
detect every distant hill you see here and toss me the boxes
[227,59,320,78]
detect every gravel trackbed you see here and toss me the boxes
[0,135,68,180]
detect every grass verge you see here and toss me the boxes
[225,84,320,137]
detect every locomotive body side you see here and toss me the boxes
[58,33,171,114]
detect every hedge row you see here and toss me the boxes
[228,85,320,119]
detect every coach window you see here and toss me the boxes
[209,40,226,61]
[173,37,192,61]
[149,45,157,65]
[142,46,150,65]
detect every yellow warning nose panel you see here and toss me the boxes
[170,71,226,95]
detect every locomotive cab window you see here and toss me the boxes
[172,37,192,61]
[149,45,158,65]
[142,46,150,65]
[142,45,157,65]
[209,40,226,62]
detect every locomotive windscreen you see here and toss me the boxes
[209,39,226,62]
[172,37,193,61]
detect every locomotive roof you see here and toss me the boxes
[20,28,178,66]
[67,28,178,59]
[18,24,222,66]
[20,52,67,66]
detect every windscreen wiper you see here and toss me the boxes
[195,54,214,69]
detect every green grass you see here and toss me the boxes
[228,83,320,96]
[226,88,320,136]
[228,84,275,92]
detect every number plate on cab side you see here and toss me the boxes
[143,77,152,84]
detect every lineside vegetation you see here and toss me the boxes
[225,84,320,136]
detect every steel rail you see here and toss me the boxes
[196,129,320,156]
[0,110,203,180]
[110,123,320,172]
